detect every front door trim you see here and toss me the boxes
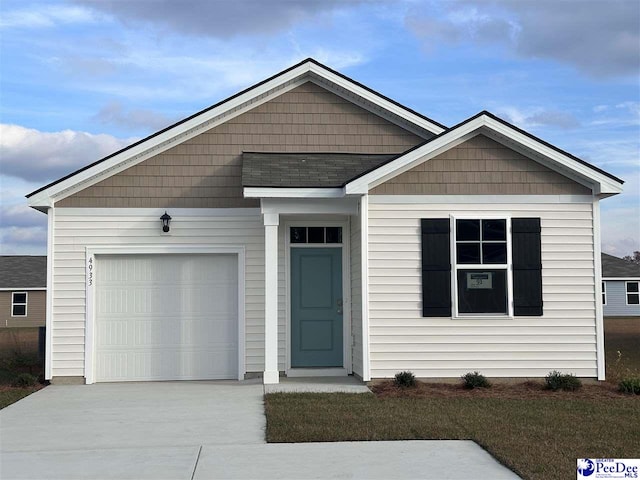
[284,220,351,376]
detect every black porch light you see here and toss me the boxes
[160,211,172,232]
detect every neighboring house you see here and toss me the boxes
[0,256,47,328]
[27,59,624,385]
[602,253,640,317]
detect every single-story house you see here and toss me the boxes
[602,253,640,317]
[27,59,624,384]
[0,256,47,328]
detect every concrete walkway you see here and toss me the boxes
[1,381,520,479]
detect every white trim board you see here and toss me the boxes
[346,115,623,196]
[45,208,54,380]
[602,277,640,281]
[83,245,246,384]
[368,195,595,204]
[245,187,345,199]
[261,198,358,215]
[0,288,46,291]
[593,198,605,381]
[55,208,261,217]
[359,195,371,381]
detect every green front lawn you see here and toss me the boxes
[265,390,639,480]
[266,318,640,480]
[0,387,40,410]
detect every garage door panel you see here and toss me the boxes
[95,254,238,382]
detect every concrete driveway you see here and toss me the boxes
[1,381,520,479]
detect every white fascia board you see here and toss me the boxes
[308,64,445,136]
[244,187,345,198]
[28,65,314,208]
[0,288,46,291]
[345,115,624,195]
[368,194,595,204]
[54,207,261,217]
[260,198,358,215]
[602,277,640,281]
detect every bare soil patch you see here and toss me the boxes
[371,379,630,399]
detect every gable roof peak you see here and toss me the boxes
[27,58,445,207]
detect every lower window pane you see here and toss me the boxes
[482,243,507,264]
[457,244,480,264]
[12,305,26,316]
[457,269,507,314]
[628,294,640,305]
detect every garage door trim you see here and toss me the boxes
[84,245,246,384]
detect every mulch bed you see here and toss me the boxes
[371,380,636,400]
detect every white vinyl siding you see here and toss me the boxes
[350,214,363,376]
[602,280,640,316]
[368,200,598,378]
[51,208,265,379]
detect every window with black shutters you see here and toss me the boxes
[421,216,543,317]
[454,219,509,315]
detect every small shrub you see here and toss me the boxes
[618,377,640,395]
[461,371,490,389]
[545,371,582,391]
[394,371,416,388]
[11,373,38,388]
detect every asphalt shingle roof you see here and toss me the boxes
[241,152,397,188]
[0,256,47,289]
[602,253,640,278]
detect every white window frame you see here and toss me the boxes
[626,281,640,305]
[451,215,513,318]
[602,281,607,306]
[11,291,28,317]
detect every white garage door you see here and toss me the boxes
[95,254,238,382]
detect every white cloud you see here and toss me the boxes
[92,101,178,132]
[0,124,138,183]
[495,106,580,130]
[406,0,640,78]
[0,203,45,229]
[72,0,368,39]
[0,226,47,254]
[0,5,98,28]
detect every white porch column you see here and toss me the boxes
[263,213,280,384]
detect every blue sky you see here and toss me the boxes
[1,0,639,256]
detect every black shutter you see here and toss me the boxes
[421,219,451,317]
[512,218,543,316]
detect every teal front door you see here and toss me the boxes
[291,247,343,367]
